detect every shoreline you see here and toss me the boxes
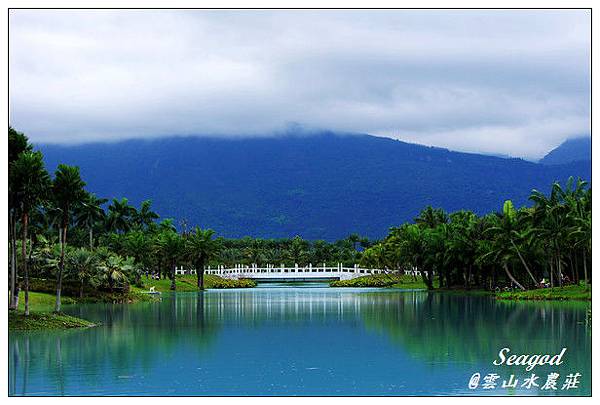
[330,274,591,301]
[10,275,590,331]
[9,274,257,331]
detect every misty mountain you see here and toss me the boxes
[39,132,591,240]
[540,137,591,165]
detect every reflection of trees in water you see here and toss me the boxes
[359,292,591,392]
[202,288,403,324]
[9,293,218,395]
[8,290,592,396]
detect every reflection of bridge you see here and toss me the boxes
[175,263,402,281]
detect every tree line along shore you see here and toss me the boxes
[8,126,591,330]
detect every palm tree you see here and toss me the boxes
[481,204,528,291]
[106,197,137,233]
[360,243,387,269]
[99,254,130,292]
[8,127,32,310]
[52,164,86,312]
[158,231,184,290]
[11,151,51,315]
[134,200,159,229]
[568,185,591,286]
[75,192,107,248]
[29,235,60,282]
[285,236,308,266]
[312,240,333,264]
[347,233,361,251]
[415,206,448,229]
[122,231,153,285]
[244,239,264,266]
[530,182,574,287]
[67,248,100,297]
[158,218,177,232]
[185,227,221,289]
[486,201,538,288]
[400,224,434,289]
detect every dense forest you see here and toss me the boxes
[9,126,591,318]
[360,185,591,291]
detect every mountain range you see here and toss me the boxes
[539,136,591,165]
[39,132,591,240]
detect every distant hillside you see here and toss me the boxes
[39,132,591,240]
[540,137,591,165]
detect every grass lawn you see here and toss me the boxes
[16,290,77,312]
[9,311,95,331]
[496,283,591,301]
[9,291,94,331]
[132,274,257,293]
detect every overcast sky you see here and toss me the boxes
[9,10,590,159]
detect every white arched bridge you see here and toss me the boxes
[174,263,427,282]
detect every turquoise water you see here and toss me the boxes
[9,284,591,396]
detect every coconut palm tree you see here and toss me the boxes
[360,243,387,269]
[52,164,86,312]
[75,192,107,248]
[185,227,221,289]
[106,197,137,234]
[485,201,538,288]
[8,127,32,310]
[11,151,51,315]
[122,231,152,284]
[285,236,309,266]
[530,183,573,287]
[481,205,528,291]
[415,206,448,229]
[134,200,159,229]
[158,231,184,290]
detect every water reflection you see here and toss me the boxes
[9,286,591,396]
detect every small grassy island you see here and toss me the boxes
[7,126,593,331]
[330,274,430,289]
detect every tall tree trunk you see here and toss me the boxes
[420,264,433,290]
[22,212,30,316]
[510,239,537,286]
[549,259,554,287]
[9,211,18,310]
[466,265,472,290]
[170,261,176,291]
[196,259,205,290]
[503,262,525,291]
[583,250,588,286]
[556,251,563,287]
[55,225,67,313]
[89,227,93,249]
[568,252,576,284]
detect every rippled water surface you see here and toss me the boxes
[9,284,591,396]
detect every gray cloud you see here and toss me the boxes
[9,10,590,159]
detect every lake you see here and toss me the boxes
[8,284,591,396]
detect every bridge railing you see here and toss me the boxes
[174,263,400,277]
[173,264,431,279]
